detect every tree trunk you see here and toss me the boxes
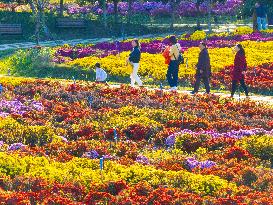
[28,0,37,14]
[29,0,51,44]
[208,0,212,33]
[170,0,175,31]
[127,0,132,24]
[196,0,201,30]
[102,0,107,28]
[35,14,41,45]
[113,0,118,24]
[59,0,64,17]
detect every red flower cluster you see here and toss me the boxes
[224,146,252,161]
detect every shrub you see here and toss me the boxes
[236,135,273,164]
[8,47,53,76]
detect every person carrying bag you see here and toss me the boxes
[166,35,183,91]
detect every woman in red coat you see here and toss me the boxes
[231,44,249,97]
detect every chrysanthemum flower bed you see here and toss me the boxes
[0,77,272,204]
[53,30,273,95]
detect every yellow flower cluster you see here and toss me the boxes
[0,152,236,195]
[262,29,273,34]
[68,41,273,80]
[233,26,253,35]
[188,30,207,41]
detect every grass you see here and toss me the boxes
[0,49,17,59]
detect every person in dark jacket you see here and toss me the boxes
[191,42,211,94]
[255,2,267,31]
[231,44,249,98]
[126,39,142,87]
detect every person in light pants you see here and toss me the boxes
[126,39,143,87]
[131,63,142,87]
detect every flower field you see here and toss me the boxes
[0,76,272,204]
[52,29,273,95]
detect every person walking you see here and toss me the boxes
[231,44,249,98]
[167,35,181,91]
[191,42,211,94]
[126,39,142,87]
[255,2,268,31]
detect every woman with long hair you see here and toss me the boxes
[167,35,181,91]
[126,39,143,87]
[231,44,249,97]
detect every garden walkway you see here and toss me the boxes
[1,23,270,51]
[0,74,271,105]
[110,84,273,105]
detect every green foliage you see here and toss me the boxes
[241,0,273,17]
[8,47,53,76]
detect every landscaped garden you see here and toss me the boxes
[0,27,272,203]
[0,0,273,204]
[0,75,272,204]
[1,27,273,95]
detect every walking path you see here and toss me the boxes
[1,23,271,51]
[0,74,271,105]
[0,34,160,51]
[110,84,273,105]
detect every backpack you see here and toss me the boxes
[173,44,184,65]
[162,46,171,65]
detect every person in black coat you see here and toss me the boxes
[191,42,211,94]
[126,39,143,87]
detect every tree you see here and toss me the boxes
[196,0,202,30]
[113,0,119,24]
[59,0,64,17]
[102,0,107,28]
[169,0,181,31]
[208,0,212,33]
[127,0,132,24]
[27,0,51,45]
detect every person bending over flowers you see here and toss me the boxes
[95,62,108,83]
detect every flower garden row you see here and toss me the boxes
[0,77,272,204]
[55,28,273,61]
[1,28,272,95]
[54,29,273,95]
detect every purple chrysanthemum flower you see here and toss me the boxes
[84,150,100,159]
[136,155,149,165]
[165,134,176,147]
[8,143,26,151]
